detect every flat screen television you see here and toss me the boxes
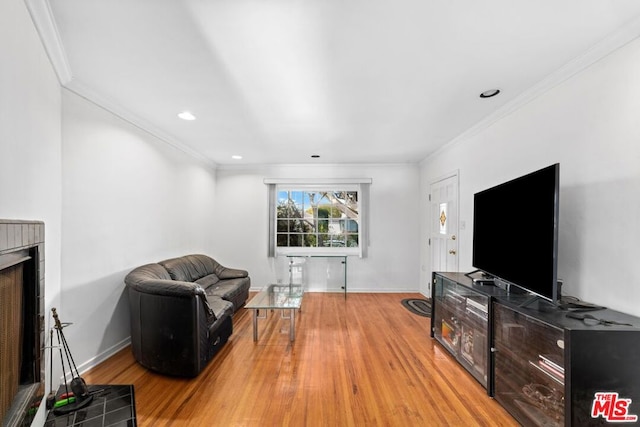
[472,163,560,303]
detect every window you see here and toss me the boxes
[266,179,371,257]
[277,189,359,249]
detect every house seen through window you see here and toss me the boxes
[276,189,359,252]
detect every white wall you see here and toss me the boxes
[420,37,640,317]
[61,89,218,371]
[0,0,62,297]
[214,164,421,293]
[1,0,62,424]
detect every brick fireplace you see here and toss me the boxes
[0,220,45,427]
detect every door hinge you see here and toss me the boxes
[428,194,431,201]
[428,238,431,246]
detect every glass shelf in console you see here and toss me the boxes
[431,272,510,393]
[493,303,565,426]
[432,273,640,426]
[491,299,640,426]
[432,272,491,389]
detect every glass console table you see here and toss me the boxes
[286,255,347,299]
[245,284,304,342]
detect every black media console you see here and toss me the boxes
[431,272,640,427]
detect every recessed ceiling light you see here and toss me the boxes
[177,111,196,120]
[231,155,243,160]
[479,89,500,98]
[311,154,320,158]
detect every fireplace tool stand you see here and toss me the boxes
[49,308,93,415]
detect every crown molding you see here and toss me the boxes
[64,80,218,170]
[216,163,415,172]
[24,0,216,169]
[24,0,72,84]
[216,162,418,171]
[264,178,372,184]
[420,14,640,167]
[25,0,640,171]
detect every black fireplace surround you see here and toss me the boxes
[0,220,45,427]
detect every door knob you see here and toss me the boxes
[449,250,457,255]
[451,235,456,240]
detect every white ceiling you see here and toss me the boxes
[29,0,640,166]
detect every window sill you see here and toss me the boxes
[276,248,358,257]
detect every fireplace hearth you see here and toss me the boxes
[0,220,45,427]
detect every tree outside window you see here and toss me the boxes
[276,190,359,250]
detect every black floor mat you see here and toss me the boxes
[401,299,431,317]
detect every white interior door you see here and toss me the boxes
[430,173,459,274]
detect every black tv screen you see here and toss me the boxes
[472,163,560,303]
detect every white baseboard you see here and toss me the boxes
[76,337,131,377]
[249,287,424,294]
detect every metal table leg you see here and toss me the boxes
[252,309,258,341]
[290,308,295,341]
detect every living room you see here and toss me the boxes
[3,0,640,425]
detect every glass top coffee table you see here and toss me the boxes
[245,284,303,342]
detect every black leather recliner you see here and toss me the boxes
[124,255,250,377]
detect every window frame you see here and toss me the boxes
[266,179,371,258]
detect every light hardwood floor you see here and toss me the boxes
[83,292,518,426]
